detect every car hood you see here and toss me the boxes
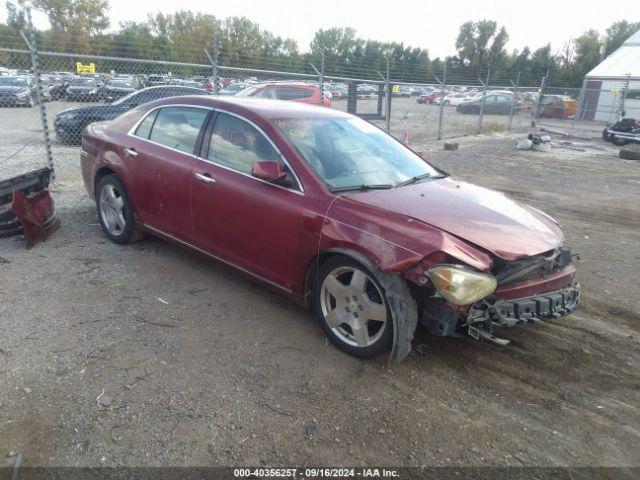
[56,105,126,120]
[106,86,135,92]
[339,177,563,261]
[67,86,94,91]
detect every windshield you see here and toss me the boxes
[109,80,133,87]
[0,77,28,87]
[273,116,443,191]
[111,89,139,106]
[71,78,94,86]
[236,85,262,97]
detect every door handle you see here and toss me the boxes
[123,147,138,158]
[194,172,216,184]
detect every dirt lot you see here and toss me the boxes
[1,121,639,469]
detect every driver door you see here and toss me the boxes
[190,111,306,289]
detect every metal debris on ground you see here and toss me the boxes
[516,134,551,152]
[0,168,60,248]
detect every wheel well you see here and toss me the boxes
[94,167,116,194]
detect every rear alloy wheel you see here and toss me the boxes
[96,174,144,244]
[314,257,392,358]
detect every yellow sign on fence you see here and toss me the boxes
[76,62,96,74]
[391,85,399,93]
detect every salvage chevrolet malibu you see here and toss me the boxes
[80,96,580,362]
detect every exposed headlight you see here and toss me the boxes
[16,89,29,98]
[89,89,97,94]
[427,265,497,306]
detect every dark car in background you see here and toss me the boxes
[104,78,139,103]
[457,93,520,115]
[146,75,167,87]
[0,76,35,107]
[54,85,209,144]
[48,75,74,100]
[65,77,103,102]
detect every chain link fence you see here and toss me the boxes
[1,17,635,182]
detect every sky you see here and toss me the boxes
[7,0,640,58]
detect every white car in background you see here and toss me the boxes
[434,92,469,106]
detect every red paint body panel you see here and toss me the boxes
[11,189,60,249]
[341,177,563,261]
[80,95,573,311]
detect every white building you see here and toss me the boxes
[584,30,640,122]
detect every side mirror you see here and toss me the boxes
[251,161,286,182]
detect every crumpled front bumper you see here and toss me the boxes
[472,283,581,327]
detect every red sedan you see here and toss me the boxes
[417,91,441,104]
[236,82,331,107]
[81,96,580,362]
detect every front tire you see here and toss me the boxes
[96,174,144,244]
[313,256,393,358]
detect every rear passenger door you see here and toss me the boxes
[125,105,211,240]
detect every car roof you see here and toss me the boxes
[148,95,350,119]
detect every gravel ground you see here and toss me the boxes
[0,124,639,469]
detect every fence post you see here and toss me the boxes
[620,73,631,117]
[22,5,54,181]
[575,78,588,121]
[385,59,391,134]
[532,73,547,126]
[434,62,447,140]
[476,69,490,135]
[508,71,520,131]
[318,49,325,106]
[212,34,220,94]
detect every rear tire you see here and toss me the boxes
[95,174,145,244]
[312,256,393,359]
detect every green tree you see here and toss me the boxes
[605,20,640,55]
[573,29,601,79]
[455,20,508,75]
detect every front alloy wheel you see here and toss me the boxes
[314,257,392,358]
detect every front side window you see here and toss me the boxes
[147,107,208,153]
[208,113,281,174]
[273,116,443,191]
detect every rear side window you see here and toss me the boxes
[134,110,158,139]
[256,87,278,99]
[147,107,209,153]
[207,113,281,173]
[277,87,313,100]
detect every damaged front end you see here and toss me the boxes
[0,168,60,248]
[410,247,581,348]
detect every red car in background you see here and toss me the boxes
[80,96,579,362]
[237,82,331,107]
[417,91,442,104]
